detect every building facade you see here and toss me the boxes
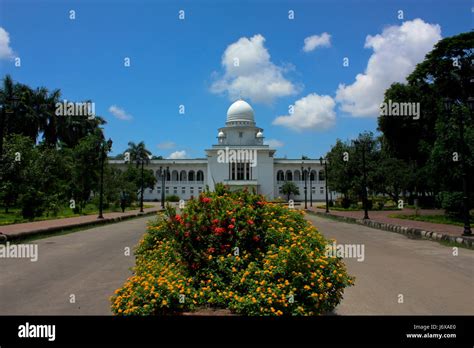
[110,100,331,201]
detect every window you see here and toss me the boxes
[239,132,243,138]
[320,187,324,194]
[182,187,186,194]
[190,187,194,194]
[276,171,284,181]
[278,187,282,194]
[319,170,325,181]
[198,187,203,193]
[173,187,178,194]
[237,162,245,180]
[166,187,170,194]
[197,170,204,182]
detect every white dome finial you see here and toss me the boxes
[226,99,255,125]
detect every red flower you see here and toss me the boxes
[228,224,235,229]
[175,214,182,221]
[257,201,265,206]
[207,247,215,254]
[212,219,220,224]
[231,218,236,223]
[201,197,211,203]
[214,227,225,235]
[184,231,190,238]
[247,219,254,225]
[252,235,260,242]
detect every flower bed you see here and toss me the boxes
[111,186,354,316]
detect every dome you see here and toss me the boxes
[256,131,263,138]
[226,99,255,124]
[218,131,225,138]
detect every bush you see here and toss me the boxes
[336,197,352,209]
[438,191,464,218]
[111,188,354,316]
[165,195,180,202]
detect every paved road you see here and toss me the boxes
[305,214,474,315]
[1,213,473,315]
[0,216,152,315]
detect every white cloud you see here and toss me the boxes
[108,105,133,121]
[167,150,187,159]
[335,19,442,117]
[273,93,336,132]
[0,27,14,60]
[157,141,176,149]
[265,139,284,148]
[210,34,299,104]
[303,33,331,52]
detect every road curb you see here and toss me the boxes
[1,210,160,242]
[307,210,473,248]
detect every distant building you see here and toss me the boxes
[110,100,332,201]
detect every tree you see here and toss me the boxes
[379,31,473,208]
[70,131,103,211]
[281,181,300,201]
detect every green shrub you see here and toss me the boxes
[438,191,464,218]
[111,188,354,316]
[165,195,180,202]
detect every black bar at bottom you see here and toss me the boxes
[0,315,472,346]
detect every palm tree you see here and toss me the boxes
[281,181,300,202]
[126,141,152,166]
[125,141,152,212]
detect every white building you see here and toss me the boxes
[110,100,330,201]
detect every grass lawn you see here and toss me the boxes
[0,203,153,226]
[389,213,474,227]
[316,205,401,211]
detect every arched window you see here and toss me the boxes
[285,170,293,181]
[294,170,301,181]
[197,170,204,182]
[276,170,284,181]
[166,170,171,181]
[156,170,162,182]
[310,170,317,181]
[188,170,195,182]
[319,170,325,181]
[171,170,179,182]
[179,170,187,182]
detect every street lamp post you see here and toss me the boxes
[98,138,113,219]
[353,141,369,220]
[159,166,169,209]
[139,157,144,213]
[319,157,329,213]
[444,98,472,236]
[308,166,313,207]
[301,165,307,209]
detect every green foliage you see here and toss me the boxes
[165,195,180,202]
[280,181,300,201]
[437,191,465,218]
[111,188,354,316]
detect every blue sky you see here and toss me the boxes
[0,0,471,158]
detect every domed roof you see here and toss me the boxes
[226,99,255,124]
[256,131,263,138]
[218,131,225,138]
